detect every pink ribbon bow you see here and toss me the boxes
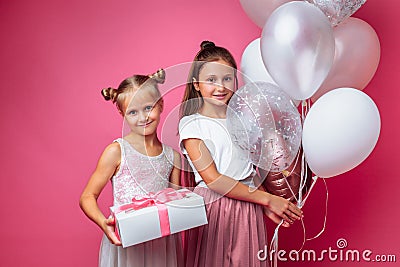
[114,188,190,240]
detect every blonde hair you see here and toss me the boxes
[102,69,165,114]
[180,41,238,118]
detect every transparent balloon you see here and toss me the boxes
[226,86,273,171]
[227,82,302,172]
[306,0,367,26]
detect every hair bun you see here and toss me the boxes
[149,68,166,84]
[200,40,215,50]
[101,87,118,102]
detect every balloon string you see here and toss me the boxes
[281,149,302,203]
[282,101,312,206]
[269,142,310,262]
[291,176,327,254]
[283,173,299,204]
[282,142,311,207]
[300,175,318,206]
[269,220,284,267]
[296,217,307,253]
[301,99,311,120]
[299,99,310,205]
[298,151,306,205]
[306,178,328,241]
[295,176,317,252]
[270,100,323,264]
[288,99,328,250]
[292,149,311,253]
[280,146,309,209]
[271,148,300,178]
[298,140,310,206]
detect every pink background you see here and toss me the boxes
[1,0,399,266]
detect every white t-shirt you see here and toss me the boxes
[179,113,255,187]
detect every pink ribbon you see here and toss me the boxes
[114,188,190,239]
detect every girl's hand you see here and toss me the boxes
[264,194,303,227]
[102,217,122,246]
[263,206,290,227]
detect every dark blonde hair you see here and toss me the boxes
[102,69,165,115]
[180,41,238,118]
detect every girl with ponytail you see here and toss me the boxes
[179,41,303,266]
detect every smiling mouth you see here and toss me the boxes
[138,121,153,127]
[213,93,228,99]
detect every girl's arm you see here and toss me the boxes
[79,142,122,245]
[254,169,291,227]
[169,150,182,189]
[183,138,303,224]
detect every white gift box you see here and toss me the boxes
[111,189,208,248]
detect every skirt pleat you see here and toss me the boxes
[185,187,269,267]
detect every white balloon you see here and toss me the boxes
[240,38,301,107]
[261,1,335,100]
[302,88,380,178]
[240,38,277,85]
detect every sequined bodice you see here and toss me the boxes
[112,138,174,205]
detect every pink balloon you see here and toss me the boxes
[263,148,313,202]
[239,0,298,28]
[311,18,380,102]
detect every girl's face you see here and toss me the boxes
[122,88,163,137]
[195,59,235,107]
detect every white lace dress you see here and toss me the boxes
[98,138,184,267]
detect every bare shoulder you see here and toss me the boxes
[182,138,203,151]
[100,142,121,164]
[182,138,202,145]
[105,142,121,154]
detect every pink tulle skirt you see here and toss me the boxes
[185,187,269,267]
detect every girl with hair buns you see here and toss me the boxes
[80,69,184,267]
[179,41,303,266]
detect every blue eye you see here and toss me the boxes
[224,76,232,82]
[145,105,153,111]
[128,110,137,115]
[206,77,216,83]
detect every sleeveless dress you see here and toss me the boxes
[98,138,184,267]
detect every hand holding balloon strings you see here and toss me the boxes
[237,2,380,264]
